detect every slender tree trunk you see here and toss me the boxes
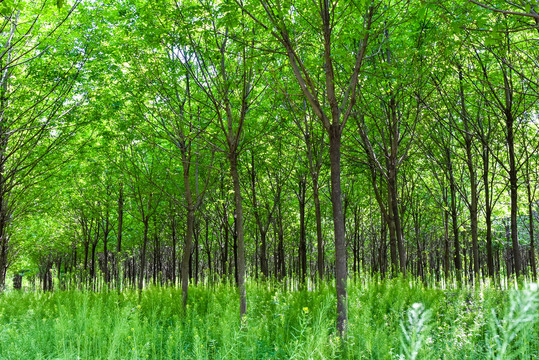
[389,174,405,275]
[194,226,199,285]
[153,218,160,285]
[276,202,286,280]
[103,231,109,285]
[388,97,406,276]
[505,220,513,278]
[233,223,238,284]
[103,211,110,285]
[414,213,424,283]
[506,110,521,277]
[313,175,324,280]
[90,225,100,288]
[388,183,398,276]
[138,219,149,294]
[116,183,124,289]
[223,204,229,278]
[83,220,91,285]
[458,67,480,282]
[328,125,347,334]
[181,198,195,309]
[260,231,268,277]
[205,219,212,279]
[171,214,177,285]
[298,177,307,282]
[482,145,495,278]
[380,213,387,278]
[229,153,247,318]
[447,148,462,284]
[443,207,450,281]
[526,170,537,280]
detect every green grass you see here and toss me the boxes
[0,278,537,359]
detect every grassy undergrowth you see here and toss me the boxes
[0,278,537,359]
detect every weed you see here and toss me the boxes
[0,280,536,359]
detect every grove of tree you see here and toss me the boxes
[1,0,539,335]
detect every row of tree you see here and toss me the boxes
[1,0,539,334]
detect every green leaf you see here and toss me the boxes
[0,0,13,16]
[57,0,64,9]
[417,7,427,19]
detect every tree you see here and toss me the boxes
[172,0,270,318]
[240,0,377,334]
[470,25,537,278]
[0,0,83,289]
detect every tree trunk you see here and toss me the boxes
[171,214,177,285]
[504,220,513,278]
[313,174,324,281]
[90,225,100,288]
[205,219,212,279]
[298,177,307,282]
[443,206,450,281]
[116,183,124,289]
[103,211,110,285]
[229,153,247,318]
[194,226,199,285]
[482,144,495,278]
[380,213,387,278]
[388,183,399,276]
[181,202,195,308]
[153,218,160,285]
[223,204,229,278]
[389,174,405,275]
[13,272,22,290]
[388,97,406,276]
[506,110,521,277]
[458,67,480,282]
[276,203,286,280]
[447,147,462,284]
[138,218,149,294]
[328,125,347,335]
[526,173,537,280]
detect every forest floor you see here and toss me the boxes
[0,278,537,359]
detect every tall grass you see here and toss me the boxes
[0,278,537,359]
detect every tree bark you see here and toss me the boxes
[171,213,177,285]
[181,169,195,308]
[223,203,229,278]
[313,179,324,280]
[506,109,521,277]
[102,208,111,285]
[90,224,100,288]
[526,158,537,280]
[380,212,388,278]
[138,218,149,294]
[229,153,247,318]
[388,98,406,276]
[298,176,307,282]
[328,125,347,334]
[387,181,399,276]
[458,68,480,281]
[482,143,495,278]
[447,147,462,284]
[116,183,124,289]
